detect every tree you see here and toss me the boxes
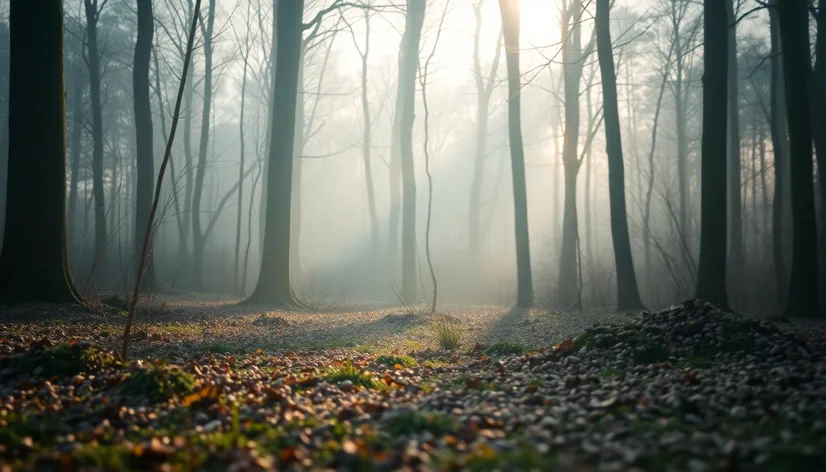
[468,0,502,258]
[726,0,742,300]
[398,0,426,301]
[695,0,729,309]
[247,0,305,306]
[190,0,216,289]
[776,0,822,317]
[0,0,81,304]
[558,0,595,309]
[595,0,644,310]
[498,0,533,308]
[83,0,109,281]
[133,0,155,290]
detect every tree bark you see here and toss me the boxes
[595,0,644,310]
[246,0,304,306]
[68,59,83,252]
[776,0,822,317]
[190,0,216,290]
[695,0,729,309]
[84,0,108,282]
[0,0,81,304]
[768,3,788,308]
[398,0,426,302]
[725,0,742,304]
[498,0,533,308]
[133,0,155,291]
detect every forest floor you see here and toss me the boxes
[1,298,826,471]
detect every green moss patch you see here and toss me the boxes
[5,342,118,378]
[118,364,196,401]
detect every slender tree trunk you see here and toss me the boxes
[190,0,216,290]
[84,0,107,282]
[695,0,729,309]
[777,0,822,318]
[68,63,83,251]
[725,0,742,305]
[468,2,502,258]
[133,0,155,291]
[0,0,81,303]
[356,11,379,269]
[596,0,644,310]
[812,2,826,280]
[234,34,251,295]
[247,0,304,306]
[769,3,788,308]
[558,0,590,309]
[499,0,533,308]
[398,0,426,302]
[291,59,304,283]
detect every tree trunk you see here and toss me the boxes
[811,2,826,281]
[695,0,729,309]
[190,0,216,290]
[398,0,426,302]
[235,26,251,295]
[246,0,304,306]
[768,3,788,308]
[558,0,590,309]
[498,0,533,308]
[357,11,379,269]
[84,0,107,282]
[777,0,822,317]
[68,61,83,251]
[133,0,155,291]
[595,0,644,310]
[725,0,742,304]
[0,0,81,303]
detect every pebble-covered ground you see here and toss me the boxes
[1,299,825,471]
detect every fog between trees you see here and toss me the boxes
[0,0,821,318]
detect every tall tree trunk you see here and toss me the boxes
[768,3,789,308]
[354,10,379,269]
[595,0,644,310]
[398,0,426,302]
[468,1,502,258]
[558,0,591,309]
[695,0,729,309]
[133,0,155,291]
[725,0,742,304]
[0,0,81,303]
[247,0,304,306]
[191,0,216,290]
[234,21,251,295]
[777,0,822,317]
[499,0,533,308]
[68,62,83,251]
[0,23,8,247]
[291,59,304,283]
[84,0,107,282]
[811,2,826,280]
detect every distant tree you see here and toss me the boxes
[83,0,109,281]
[558,0,595,309]
[776,0,822,317]
[190,0,216,289]
[595,0,644,310]
[133,0,155,291]
[247,0,305,306]
[0,0,81,304]
[695,0,729,309]
[725,0,743,300]
[498,0,533,308]
[810,1,826,271]
[468,0,502,258]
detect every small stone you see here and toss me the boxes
[729,406,747,419]
[202,420,221,433]
[687,459,709,472]
[339,380,354,392]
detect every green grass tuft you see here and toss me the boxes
[433,320,461,351]
[484,341,530,357]
[119,364,196,401]
[375,354,418,368]
[322,360,384,390]
[10,343,118,378]
[385,410,457,437]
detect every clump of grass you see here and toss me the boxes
[375,354,418,368]
[119,364,196,401]
[10,343,118,378]
[202,342,239,354]
[385,410,457,437]
[484,341,529,357]
[433,320,461,350]
[322,360,383,390]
